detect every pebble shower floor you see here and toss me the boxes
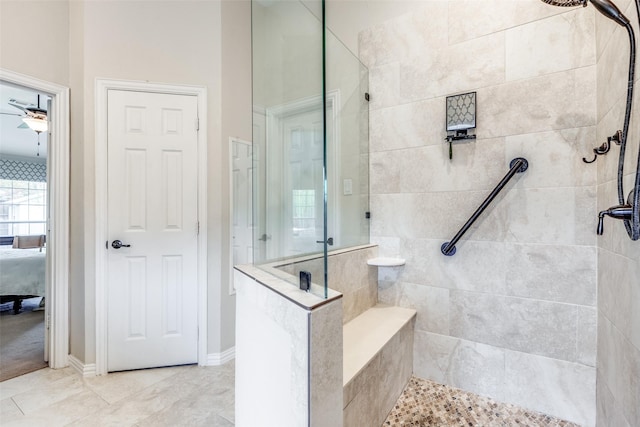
[383,376,580,427]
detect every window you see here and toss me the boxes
[0,179,47,237]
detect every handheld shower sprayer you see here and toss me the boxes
[541,0,628,25]
[542,0,640,240]
[589,0,630,25]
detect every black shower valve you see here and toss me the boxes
[597,191,634,235]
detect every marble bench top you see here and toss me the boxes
[343,304,417,386]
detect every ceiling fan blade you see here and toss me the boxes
[0,111,23,116]
[8,98,31,114]
[17,122,29,129]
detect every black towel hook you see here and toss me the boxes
[583,130,622,164]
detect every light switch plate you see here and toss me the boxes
[343,179,353,195]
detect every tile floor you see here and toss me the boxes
[1,363,579,426]
[0,362,234,426]
[384,376,580,427]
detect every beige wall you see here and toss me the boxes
[595,0,640,425]
[1,0,247,364]
[0,1,70,86]
[68,0,87,361]
[252,0,323,108]
[221,0,252,350]
[360,1,598,425]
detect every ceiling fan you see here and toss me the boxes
[0,95,48,133]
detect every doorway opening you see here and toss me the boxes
[0,69,70,375]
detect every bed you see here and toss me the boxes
[0,246,46,314]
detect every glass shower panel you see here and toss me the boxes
[251,0,370,298]
[324,28,370,251]
[252,0,326,290]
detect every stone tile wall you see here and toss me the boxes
[595,0,640,425]
[234,268,343,427]
[276,245,378,323]
[361,1,598,425]
[343,316,414,427]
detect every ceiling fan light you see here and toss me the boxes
[22,117,48,133]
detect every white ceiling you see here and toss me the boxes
[0,82,49,160]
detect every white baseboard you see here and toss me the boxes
[70,350,232,374]
[206,347,235,366]
[68,354,97,377]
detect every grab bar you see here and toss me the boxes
[441,157,529,256]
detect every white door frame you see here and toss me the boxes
[265,90,340,256]
[94,79,207,375]
[229,136,253,296]
[0,68,70,369]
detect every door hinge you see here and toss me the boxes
[196,117,200,131]
[46,314,51,330]
[197,221,200,235]
[365,92,370,102]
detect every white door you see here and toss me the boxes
[231,138,254,269]
[277,104,335,257]
[282,109,325,255]
[106,90,199,372]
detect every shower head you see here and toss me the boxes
[541,0,587,6]
[541,0,629,26]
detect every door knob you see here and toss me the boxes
[111,240,131,249]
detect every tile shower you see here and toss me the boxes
[596,0,640,426]
[363,1,600,425]
[237,0,640,425]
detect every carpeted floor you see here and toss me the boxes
[0,297,47,382]
[384,376,580,427]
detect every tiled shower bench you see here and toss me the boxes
[343,304,416,427]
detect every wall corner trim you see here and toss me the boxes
[68,354,97,378]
